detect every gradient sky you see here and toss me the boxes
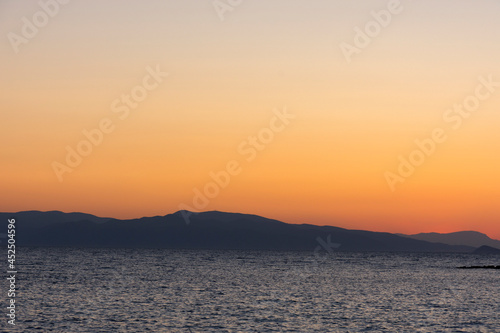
[1,0,499,239]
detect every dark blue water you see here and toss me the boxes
[7,248,500,332]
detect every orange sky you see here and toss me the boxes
[1,0,499,239]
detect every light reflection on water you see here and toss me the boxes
[12,248,500,332]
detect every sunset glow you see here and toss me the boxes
[1,0,499,239]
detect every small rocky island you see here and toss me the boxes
[456,246,500,269]
[473,245,500,255]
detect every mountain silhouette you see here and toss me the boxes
[399,231,500,249]
[0,210,482,252]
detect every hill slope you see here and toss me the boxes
[399,231,500,249]
[0,210,474,252]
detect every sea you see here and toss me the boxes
[6,248,500,332]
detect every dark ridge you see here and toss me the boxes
[399,231,500,249]
[0,210,476,252]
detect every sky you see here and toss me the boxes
[1,0,500,239]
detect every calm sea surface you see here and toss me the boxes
[8,248,500,332]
